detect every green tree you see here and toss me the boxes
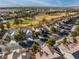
[0,23,5,32]
[14,33,21,42]
[66,16,72,23]
[42,18,46,23]
[14,30,25,42]
[19,20,23,24]
[14,19,19,25]
[46,38,55,46]
[31,43,38,53]
[50,27,57,33]
[70,31,77,37]
[6,22,10,29]
[62,37,68,44]
[34,31,40,37]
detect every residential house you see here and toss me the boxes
[7,48,31,59]
[35,44,61,59]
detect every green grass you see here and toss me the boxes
[6,19,39,28]
[8,19,34,24]
[22,20,34,24]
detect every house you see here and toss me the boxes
[20,27,33,37]
[7,48,31,59]
[57,35,79,59]
[6,40,22,51]
[58,43,78,59]
[7,29,15,37]
[35,44,61,59]
[26,29,33,37]
[35,28,41,33]
[71,25,79,31]
[0,29,15,42]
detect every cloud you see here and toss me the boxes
[0,0,63,7]
[15,0,53,6]
[0,0,79,7]
[2,0,52,6]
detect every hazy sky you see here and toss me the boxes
[0,0,79,7]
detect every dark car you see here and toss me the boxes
[19,40,38,48]
[58,30,68,36]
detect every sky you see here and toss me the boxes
[0,0,79,7]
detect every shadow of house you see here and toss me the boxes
[73,50,79,59]
[12,52,20,59]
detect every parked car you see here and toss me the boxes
[19,40,38,48]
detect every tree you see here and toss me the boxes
[42,18,46,22]
[46,38,55,46]
[50,27,57,33]
[0,23,5,32]
[14,33,21,42]
[19,19,23,24]
[14,19,19,25]
[6,22,10,29]
[60,25,65,29]
[62,37,68,44]
[34,31,40,37]
[14,30,25,42]
[31,43,38,53]
[66,16,72,23]
[70,31,77,37]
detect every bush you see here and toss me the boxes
[70,31,77,37]
[50,27,57,33]
[46,38,55,46]
[6,22,10,29]
[14,30,25,42]
[0,23,5,32]
[34,31,40,37]
[62,37,67,44]
[31,43,38,53]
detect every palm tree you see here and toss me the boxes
[62,37,70,50]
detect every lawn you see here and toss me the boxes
[6,12,77,28]
[7,19,39,28]
[22,19,35,24]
